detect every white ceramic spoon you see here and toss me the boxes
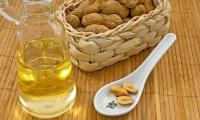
[93,33,176,117]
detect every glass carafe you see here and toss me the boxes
[0,0,22,25]
[17,0,76,118]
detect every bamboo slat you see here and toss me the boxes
[0,0,200,120]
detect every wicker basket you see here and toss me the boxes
[56,0,171,71]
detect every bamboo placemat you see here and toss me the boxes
[0,0,200,120]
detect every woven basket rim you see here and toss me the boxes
[56,0,168,39]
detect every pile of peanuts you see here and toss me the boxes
[66,0,155,34]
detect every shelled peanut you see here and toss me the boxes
[110,86,128,96]
[65,0,155,34]
[110,83,138,105]
[122,83,138,93]
[117,96,134,105]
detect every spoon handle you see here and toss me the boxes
[134,33,176,80]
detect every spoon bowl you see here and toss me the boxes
[94,33,177,116]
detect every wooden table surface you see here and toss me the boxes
[0,0,200,120]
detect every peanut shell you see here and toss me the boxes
[66,14,80,28]
[118,0,139,8]
[131,4,147,17]
[101,0,129,18]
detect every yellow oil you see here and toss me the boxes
[18,38,76,118]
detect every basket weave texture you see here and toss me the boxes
[56,0,171,71]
